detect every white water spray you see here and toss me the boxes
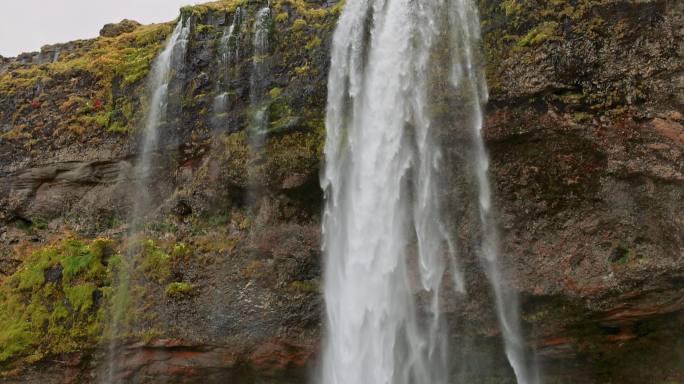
[136,20,190,189]
[321,0,539,383]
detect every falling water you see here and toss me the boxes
[213,8,244,129]
[321,0,455,382]
[447,0,540,382]
[321,0,538,383]
[250,6,271,138]
[134,20,190,200]
[243,6,271,212]
[103,18,190,384]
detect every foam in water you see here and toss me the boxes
[321,0,539,382]
[103,17,190,384]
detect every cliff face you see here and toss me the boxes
[479,0,683,381]
[0,0,681,383]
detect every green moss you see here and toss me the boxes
[31,217,48,230]
[0,21,172,141]
[181,0,247,19]
[610,241,639,265]
[275,12,289,23]
[140,328,162,343]
[135,239,171,284]
[269,87,283,99]
[92,111,112,128]
[60,241,95,282]
[64,284,96,312]
[501,0,523,16]
[292,18,307,30]
[573,112,592,123]
[15,217,48,234]
[294,64,310,75]
[289,279,320,293]
[266,97,297,132]
[197,24,217,35]
[171,242,191,259]
[106,254,133,333]
[517,21,559,47]
[265,130,324,178]
[165,282,195,298]
[279,0,332,19]
[305,36,322,50]
[106,121,130,134]
[0,238,114,369]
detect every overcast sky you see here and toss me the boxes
[0,0,206,57]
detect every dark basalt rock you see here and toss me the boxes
[43,265,62,284]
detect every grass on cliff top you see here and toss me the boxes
[181,0,247,17]
[0,22,172,97]
[0,238,116,371]
[181,0,344,19]
[0,21,173,137]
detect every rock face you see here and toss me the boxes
[0,0,681,383]
[100,20,142,38]
[476,0,683,381]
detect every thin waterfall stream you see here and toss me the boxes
[213,7,244,131]
[321,0,539,383]
[250,6,272,139]
[246,6,271,212]
[103,17,190,384]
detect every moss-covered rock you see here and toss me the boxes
[0,238,115,370]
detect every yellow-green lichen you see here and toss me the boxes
[1,21,172,140]
[288,279,320,293]
[516,21,559,47]
[134,239,171,284]
[165,282,195,298]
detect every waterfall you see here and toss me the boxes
[321,0,538,383]
[446,1,540,382]
[243,6,271,213]
[250,6,271,138]
[135,20,190,199]
[213,7,244,131]
[103,17,190,384]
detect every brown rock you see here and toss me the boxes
[99,19,141,37]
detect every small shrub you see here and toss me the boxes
[275,12,289,23]
[305,36,321,50]
[269,87,283,99]
[292,18,307,31]
[165,282,195,298]
[136,239,171,284]
[517,22,559,47]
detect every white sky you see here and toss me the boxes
[0,0,207,57]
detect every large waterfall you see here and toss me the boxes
[321,0,538,382]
